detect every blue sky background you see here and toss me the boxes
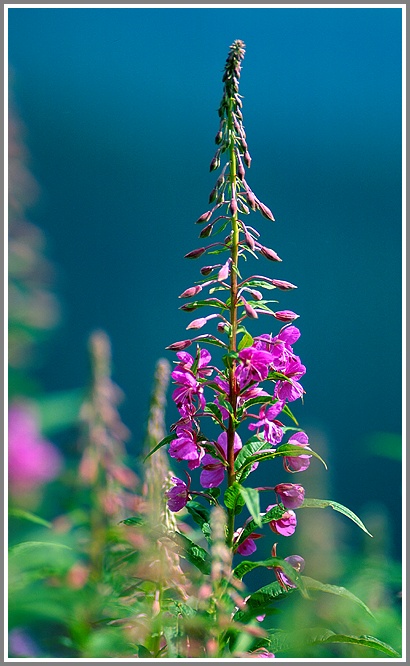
[8,7,403,557]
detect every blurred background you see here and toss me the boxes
[8,7,402,656]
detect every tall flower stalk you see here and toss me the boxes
[142,40,397,658]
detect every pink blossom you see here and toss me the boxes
[274,483,305,509]
[8,403,63,493]
[283,431,311,472]
[248,404,284,445]
[200,431,242,488]
[166,476,190,512]
[236,346,274,385]
[266,504,297,536]
[168,425,205,469]
[234,528,263,555]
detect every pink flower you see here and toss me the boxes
[274,483,305,509]
[236,346,274,385]
[283,431,311,472]
[274,554,305,589]
[266,504,297,536]
[8,403,63,493]
[168,425,205,470]
[248,403,284,445]
[234,528,263,555]
[200,431,242,488]
[166,476,190,512]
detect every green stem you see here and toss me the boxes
[226,98,239,548]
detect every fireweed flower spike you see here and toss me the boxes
[145,39,385,658]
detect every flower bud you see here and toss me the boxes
[180,303,198,312]
[244,151,252,168]
[215,130,223,144]
[274,483,305,509]
[217,322,229,333]
[166,339,192,351]
[258,201,275,221]
[229,198,238,216]
[245,189,257,210]
[271,279,298,290]
[199,223,214,238]
[209,187,217,203]
[200,265,214,276]
[210,151,221,172]
[241,296,258,319]
[195,210,212,224]
[185,247,206,259]
[186,317,208,330]
[244,230,255,250]
[260,246,282,262]
[237,160,246,181]
[218,258,231,282]
[273,310,300,322]
[178,285,202,299]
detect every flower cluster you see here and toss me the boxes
[160,40,312,576]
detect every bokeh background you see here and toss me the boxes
[8,5,402,566]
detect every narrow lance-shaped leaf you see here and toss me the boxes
[301,576,374,618]
[143,433,177,462]
[238,485,261,526]
[299,498,373,537]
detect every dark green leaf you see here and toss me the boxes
[185,501,210,528]
[9,541,72,559]
[119,516,144,526]
[224,482,246,514]
[238,332,254,351]
[143,434,176,462]
[268,627,400,657]
[301,576,374,617]
[204,402,224,424]
[192,334,228,349]
[238,486,261,526]
[233,557,307,597]
[171,532,211,575]
[282,403,299,426]
[299,498,372,536]
[9,508,52,529]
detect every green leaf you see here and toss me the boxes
[119,516,144,526]
[236,443,327,482]
[171,532,211,575]
[268,628,400,657]
[238,486,261,527]
[192,334,228,349]
[234,434,269,480]
[299,498,372,536]
[234,581,290,622]
[203,402,224,425]
[9,541,72,559]
[301,576,374,617]
[185,501,212,540]
[238,332,254,351]
[183,298,228,311]
[233,557,307,597]
[234,504,285,548]
[282,402,299,426]
[143,434,176,462]
[224,482,246,515]
[240,279,278,291]
[317,633,400,657]
[8,508,52,529]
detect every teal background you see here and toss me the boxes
[8,8,402,557]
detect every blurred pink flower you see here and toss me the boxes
[8,402,63,493]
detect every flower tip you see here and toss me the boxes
[165,339,192,351]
